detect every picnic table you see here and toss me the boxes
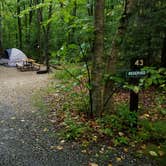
[16,58,40,71]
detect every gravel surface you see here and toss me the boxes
[0,66,157,166]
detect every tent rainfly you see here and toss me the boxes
[0,48,27,66]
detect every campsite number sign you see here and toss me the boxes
[127,59,146,116]
[126,70,146,78]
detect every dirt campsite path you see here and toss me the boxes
[0,66,156,166]
[0,66,90,166]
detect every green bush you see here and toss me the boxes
[97,104,137,141]
[116,104,138,129]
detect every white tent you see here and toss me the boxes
[0,48,27,66]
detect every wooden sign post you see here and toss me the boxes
[128,59,145,112]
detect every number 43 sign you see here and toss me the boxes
[134,59,144,66]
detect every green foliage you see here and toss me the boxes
[53,63,89,113]
[140,67,166,90]
[97,114,120,137]
[155,94,166,115]
[138,120,166,142]
[123,84,140,93]
[144,143,166,166]
[54,63,85,79]
[116,104,138,128]
[97,104,137,145]
[60,112,90,140]
[120,67,166,93]
[113,136,129,146]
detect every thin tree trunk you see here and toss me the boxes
[161,36,166,67]
[103,0,136,112]
[35,0,43,62]
[87,0,94,16]
[17,0,22,49]
[91,0,104,117]
[0,3,2,46]
[68,0,77,44]
[43,0,53,71]
[0,2,3,55]
[26,0,34,54]
[23,3,28,51]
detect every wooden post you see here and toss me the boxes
[129,77,139,112]
[129,58,144,112]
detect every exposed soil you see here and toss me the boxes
[0,66,157,166]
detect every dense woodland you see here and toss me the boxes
[0,0,166,164]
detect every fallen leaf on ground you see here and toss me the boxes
[116,157,122,162]
[149,151,158,156]
[50,145,63,150]
[99,147,105,154]
[43,128,49,132]
[11,117,16,120]
[56,145,63,150]
[124,148,128,152]
[60,140,65,144]
[118,132,124,136]
[158,150,164,156]
[140,144,146,149]
[89,163,98,166]
[50,119,57,123]
[81,150,87,153]
[108,164,113,166]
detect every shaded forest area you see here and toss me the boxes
[0,0,166,165]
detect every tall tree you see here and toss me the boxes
[91,0,105,117]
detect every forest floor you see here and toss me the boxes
[0,65,159,166]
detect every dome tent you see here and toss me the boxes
[0,48,27,66]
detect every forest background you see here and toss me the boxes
[0,0,166,165]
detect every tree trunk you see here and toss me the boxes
[35,0,43,62]
[68,0,77,44]
[17,0,22,49]
[0,3,2,47]
[43,0,53,72]
[26,0,34,54]
[87,0,94,16]
[91,0,104,117]
[103,0,136,112]
[161,36,166,68]
[0,2,3,55]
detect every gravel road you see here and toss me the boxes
[0,66,89,166]
[0,66,157,166]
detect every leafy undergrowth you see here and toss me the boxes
[43,66,166,165]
